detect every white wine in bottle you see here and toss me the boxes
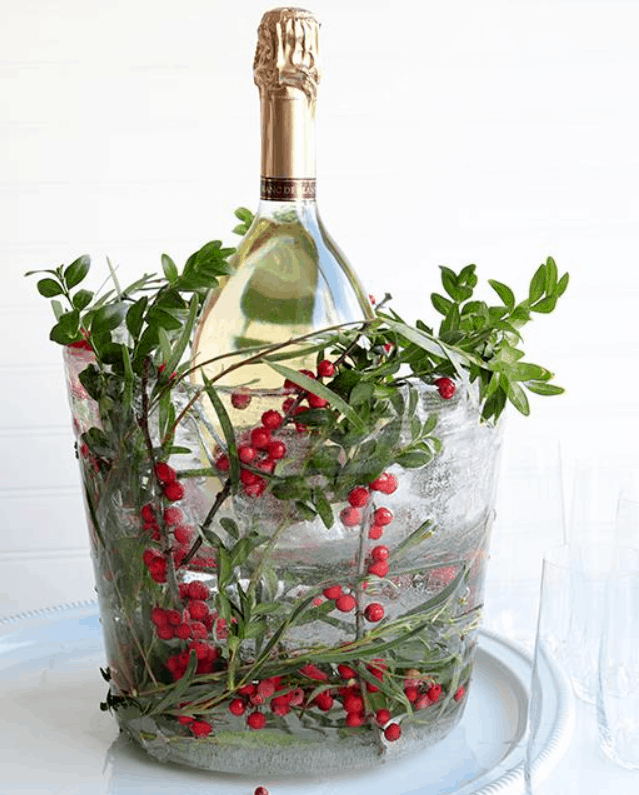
[192,7,373,407]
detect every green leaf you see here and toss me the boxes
[201,374,240,491]
[72,289,94,310]
[488,280,515,310]
[382,319,447,361]
[510,362,553,382]
[396,449,434,469]
[272,477,311,501]
[293,408,335,426]
[556,272,569,297]
[126,297,148,339]
[431,293,453,316]
[311,487,334,529]
[37,278,63,298]
[295,501,317,522]
[349,381,374,406]
[503,375,530,415]
[234,207,254,224]
[525,381,565,396]
[161,254,178,284]
[529,264,546,303]
[220,517,240,540]
[91,303,127,334]
[545,256,558,293]
[531,296,557,314]
[440,303,460,335]
[267,362,365,431]
[50,309,80,343]
[63,255,90,289]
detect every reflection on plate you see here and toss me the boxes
[0,602,573,794]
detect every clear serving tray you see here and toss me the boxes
[0,601,574,794]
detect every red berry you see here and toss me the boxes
[368,294,376,305]
[163,480,185,502]
[345,712,365,727]
[156,625,174,640]
[257,679,276,698]
[177,714,194,725]
[368,560,389,578]
[174,524,194,544]
[343,694,364,714]
[427,683,442,702]
[176,623,191,639]
[155,462,176,484]
[299,368,316,380]
[322,585,343,600]
[376,708,391,726]
[190,621,207,639]
[166,609,182,626]
[373,507,393,526]
[312,596,323,607]
[270,696,290,716]
[261,410,283,429]
[288,688,305,706]
[238,445,256,464]
[317,359,336,378]
[281,397,296,413]
[383,342,394,354]
[190,720,213,737]
[435,377,456,400]
[256,459,275,475]
[314,691,334,712]
[151,607,168,625]
[188,600,210,621]
[348,486,369,508]
[337,664,357,679]
[215,453,230,471]
[299,663,328,681]
[250,692,265,706]
[384,722,402,742]
[368,525,384,540]
[149,565,167,583]
[163,506,183,526]
[247,711,266,730]
[369,474,388,491]
[188,581,209,601]
[250,427,271,449]
[340,506,361,527]
[404,685,419,702]
[231,389,252,409]
[240,468,259,486]
[141,503,155,523]
[364,602,385,622]
[244,479,267,498]
[266,440,287,460]
[238,684,256,697]
[415,694,431,710]
[307,393,328,409]
[255,787,269,795]
[380,473,398,494]
[371,545,389,561]
[454,686,466,701]
[335,594,356,613]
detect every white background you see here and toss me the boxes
[1,0,638,615]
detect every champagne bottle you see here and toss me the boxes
[192,7,373,406]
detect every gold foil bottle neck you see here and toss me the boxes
[254,7,321,104]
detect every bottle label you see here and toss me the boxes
[260,177,316,202]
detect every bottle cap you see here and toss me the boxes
[254,7,321,103]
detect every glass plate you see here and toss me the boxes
[0,601,573,794]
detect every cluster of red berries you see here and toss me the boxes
[175,701,214,738]
[154,462,185,502]
[434,377,456,400]
[216,359,338,498]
